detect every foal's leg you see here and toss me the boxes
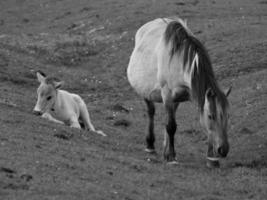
[69,115,81,129]
[78,100,106,136]
[70,120,81,129]
[144,99,156,153]
[42,113,64,124]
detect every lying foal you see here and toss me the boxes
[33,71,106,136]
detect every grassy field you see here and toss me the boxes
[0,0,267,199]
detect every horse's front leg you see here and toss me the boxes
[163,103,179,163]
[162,87,179,163]
[144,99,156,153]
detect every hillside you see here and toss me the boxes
[0,0,267,199]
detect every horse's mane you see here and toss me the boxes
[164,18,229,113]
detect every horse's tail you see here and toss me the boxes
[164,18,207,68]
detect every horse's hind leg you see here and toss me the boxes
[144,99,156,153]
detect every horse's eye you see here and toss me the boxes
[47,96,52,101]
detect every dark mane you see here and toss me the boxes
[165,19,229,113]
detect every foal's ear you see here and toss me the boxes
[224,86,232,97]
[36,71,46,83]
[53,81,64,89]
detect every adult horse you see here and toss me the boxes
[127,17,231,167]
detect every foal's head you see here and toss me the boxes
[33,71,63,115]
[200,87,231,159]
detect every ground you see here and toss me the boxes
[0,0,267,199]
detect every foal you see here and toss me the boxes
[33,71,106,136]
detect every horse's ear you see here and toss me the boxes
[53,81,64,89]
[224,86,232,97]
[205,88,215,99]
[36,71,46,83]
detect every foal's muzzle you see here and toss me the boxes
[33,110,42,116]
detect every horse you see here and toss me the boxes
[33,71,106,137]
[127,17,231,167]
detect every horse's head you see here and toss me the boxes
[33,71,63,115]
[200,87,231,159]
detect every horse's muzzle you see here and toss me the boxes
[33,110,42,116]
[217,144,229,158]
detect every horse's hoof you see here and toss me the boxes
[167,160,179,165]
[206,159,220,168]
[145,148,156,154]
[146,158,160,164]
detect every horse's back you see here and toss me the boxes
[127,18,169,99]
[128,18,194,102]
